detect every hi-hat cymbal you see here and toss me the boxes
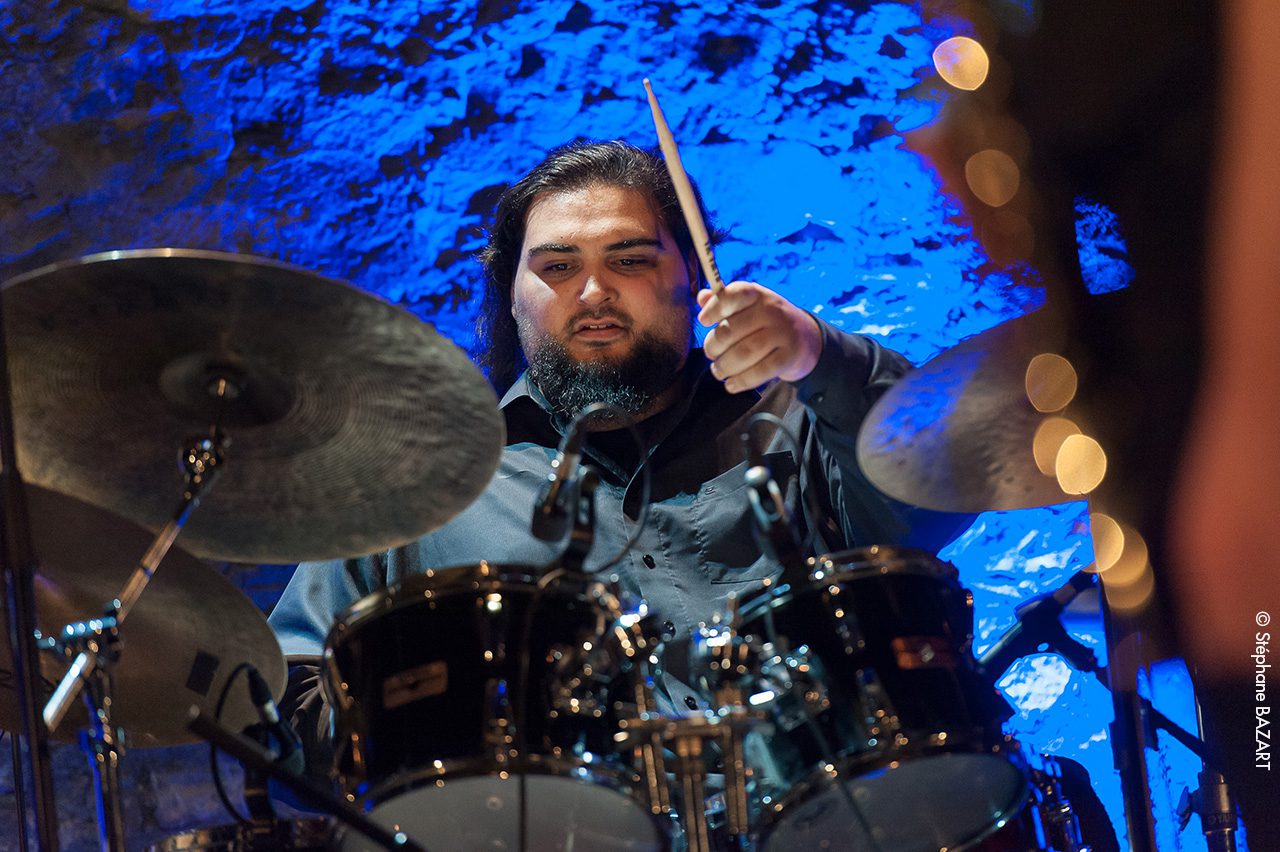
[2,249,504,563]
[856,310,1080,513]
[0,485,285,747]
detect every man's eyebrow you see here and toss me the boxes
[526,243,578,258]
[525,237,665,258]
[605,237,663,251]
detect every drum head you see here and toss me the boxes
[338,774,666,852]
[760,752,1026,852]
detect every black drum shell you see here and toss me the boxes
[740,546,1024,851]
[323,564,648,800]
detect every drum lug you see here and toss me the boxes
[547,639,613,718]
[758,644,832,732]
[855,668,903,745]
[822,583,865,655]
[484,678,515,755]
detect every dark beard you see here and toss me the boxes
[526,334,685,424]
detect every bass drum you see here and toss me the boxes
[324,563,670,852]
[739,546,1025,852]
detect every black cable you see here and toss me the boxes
[208,661,256,827]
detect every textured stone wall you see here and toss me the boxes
[0,1,1209,849]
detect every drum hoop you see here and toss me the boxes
[326,563,624,645]
[356,753,670,828]
[741,545,960,619]
[809,544,957,579]
[754,741,1029,849]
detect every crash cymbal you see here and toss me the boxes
[0,485,285,746]
[857,310,1081,513]
[2,249,504,562]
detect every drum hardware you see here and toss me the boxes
[1177,768,1238,852]
[35,432,227,852]
[616,713,759,852]
[1030,758,1091,852]
[1176,692,1239,852]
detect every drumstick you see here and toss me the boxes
[643,78,726,293]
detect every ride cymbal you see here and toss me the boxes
[2,249,504,562]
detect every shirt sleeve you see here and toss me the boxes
[267,553,387,786]
[789,317,975,554]
[268,554,385,656]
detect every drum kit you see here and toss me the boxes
[0,248,1209,851]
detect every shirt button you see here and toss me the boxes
[643,554,656,569]
[811,392,825,405]
[684,695,699,711]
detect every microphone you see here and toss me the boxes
[742,437,806,582]
[978,569,1099,680]
[246,665,305,776]
[532,404,604,542]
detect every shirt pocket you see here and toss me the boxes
[690,451,798,586]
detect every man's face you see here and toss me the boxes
[512,183,695,375]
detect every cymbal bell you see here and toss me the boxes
[2,249,504,563]
[857,310,1080,513]
[0,485,285,747]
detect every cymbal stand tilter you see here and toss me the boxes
[40,420,228,852]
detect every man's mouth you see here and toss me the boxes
[572,317,628,340]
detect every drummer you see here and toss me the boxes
[267,139,970,772]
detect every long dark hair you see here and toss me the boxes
[476,140,714,393]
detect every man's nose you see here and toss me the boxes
[578,273,615,306]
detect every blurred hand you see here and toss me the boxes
[697,280,822,393]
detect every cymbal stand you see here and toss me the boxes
[1,273,59,849]
[40,431,227,852]
[1176,692,1239,852]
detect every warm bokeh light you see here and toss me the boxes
[1033,416,1081,476]
[1103,559,1156,612]
[1092,514,1155,611]
[1025,353,1078,412]
[1089,512,1124,572]
[1096,518,1148,586]
[977,209,1036,265]
[1055,433,1107,494]
[933,36,990,91]
[964,149,1021,207]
